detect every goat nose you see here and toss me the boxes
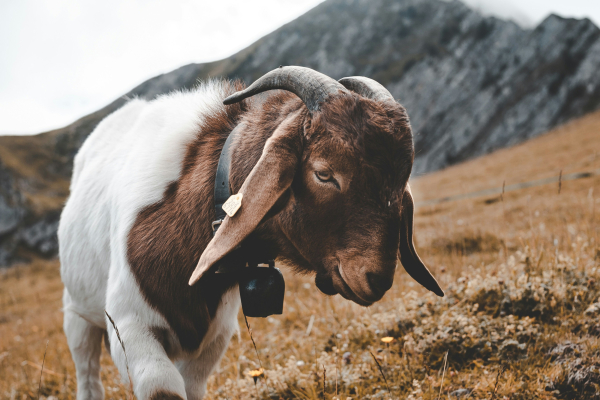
[367,272,394,297]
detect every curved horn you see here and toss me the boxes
[223,66,349,112]
[338,76,395,103]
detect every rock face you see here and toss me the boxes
[0,160,26,265]
[0,159,61,265]
[0,0,599,266]
[217,0,600,173]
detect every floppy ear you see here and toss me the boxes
[399,184,444,297]
[189,112,303,286]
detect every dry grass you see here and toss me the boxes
[1,110,599,399]
[0,134,70,216]
[410,108,600,200]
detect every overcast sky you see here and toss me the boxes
[1,0,599,135]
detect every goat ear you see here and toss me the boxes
[189,113,303,286]
[398,184,444,297]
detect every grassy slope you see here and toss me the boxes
[0,110,599,399]
[411,109,600,200]
[0,134,70,216]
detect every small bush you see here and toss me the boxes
[431,232,504,255]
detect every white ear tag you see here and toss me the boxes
[222,193,243,217]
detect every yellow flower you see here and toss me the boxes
[248,368,264,378]
[380,337,395,343]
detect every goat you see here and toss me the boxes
[59,66,443,400]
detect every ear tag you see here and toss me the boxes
[222,193,243,217]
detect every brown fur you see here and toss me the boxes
[127,81,249,351]
[247,93,417,305]
[149,391,185,400]
[128,78,438,353]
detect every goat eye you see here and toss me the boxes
[314,171,341,190]
[315,171,332,182]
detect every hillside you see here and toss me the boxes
[411,107,600,202]
[1,0,600,266]
[1,104,598,399]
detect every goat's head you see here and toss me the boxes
[189,66,443,305]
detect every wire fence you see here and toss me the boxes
[417,168,600,206]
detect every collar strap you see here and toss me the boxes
[213,123,244,236]
[212,122,276,274]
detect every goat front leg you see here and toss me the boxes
[178,333,233,400]
[178,287,240,400]
[106,316,186,400]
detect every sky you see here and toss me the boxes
[1,0,599,135]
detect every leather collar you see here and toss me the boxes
[213,123,244,236]
[211,122,284,317]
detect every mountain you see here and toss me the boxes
[1,0,599,266]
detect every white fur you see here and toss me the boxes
[59,81,241,400]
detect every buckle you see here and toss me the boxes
[212,219,223,236]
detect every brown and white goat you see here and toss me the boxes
[59,66,442,400]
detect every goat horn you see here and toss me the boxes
[338,76,395,103]
[223,66,349,112]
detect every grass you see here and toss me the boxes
[0,134,70,216]
[0,109,599,399]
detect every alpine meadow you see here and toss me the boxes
[1,0,600,399]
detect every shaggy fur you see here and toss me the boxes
[60,70,439,400]
[127,81,248,351]
[193,90,423,306]
[60,81,244,400]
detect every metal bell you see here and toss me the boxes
[239,262,285,318]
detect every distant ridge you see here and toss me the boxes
[1,0,599,266]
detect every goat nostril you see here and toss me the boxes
[367,272,393,296]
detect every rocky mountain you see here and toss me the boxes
[1,0,599,266]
